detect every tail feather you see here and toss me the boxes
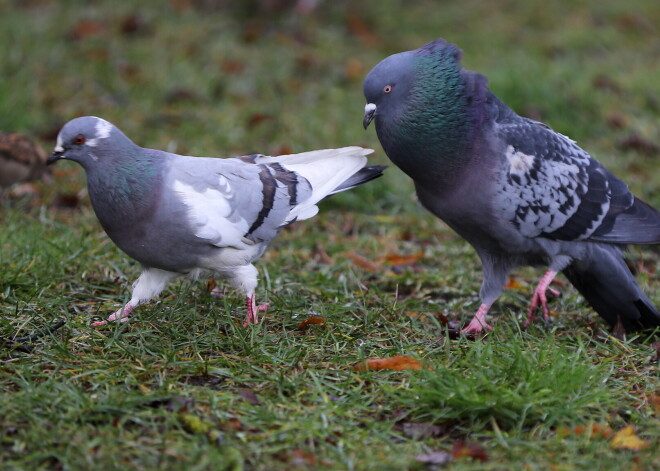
[563,244,660,332]
[255,147,379,223]
[590,197,660,245]
[329,165,387,195]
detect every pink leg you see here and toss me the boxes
[242,295,269,327]
[461,303,494,334]
[524,269,558,327]
[92,302,135,326]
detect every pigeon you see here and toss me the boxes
[363,39,660,334]
[48,116,384,326]
[0,131,49,190]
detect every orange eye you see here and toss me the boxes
[383,85,393,94]
[74,135,85,145]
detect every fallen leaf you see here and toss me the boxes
[237,389,261,406]
[221,59,245,74]
[345,251,382,273]
[557,424,613,439]
[344,58,364,82]
[297,315,326,330]
[247,113,274,128]
[68,19,106,40]
[651,393,660,416]
[353,355,424,372]
[610,425,649,451]
[505,276,523,289]
[616,133,659,156]
[205,278,217,292]
[451,440,489,462]
[414,451,452,465]
[119,13,149,36]
[383,252,423,266]
[52,193,81,209]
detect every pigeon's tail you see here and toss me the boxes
[329,165,387,194]
[262,146,381,222]
[563,243,660,332]
[590,197,660,245]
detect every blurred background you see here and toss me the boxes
[1,0,658,211]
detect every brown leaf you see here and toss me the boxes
[68,19,106,40]
[247,113,274,128]
[414,451,452,465]
[610,425,649,451]
[345,11,379,46]
[557,424,613,439]
[592,74,622,94]
[383,252,423,266]
[119,14,149,36]
[605,111,628,129]
[505,276,524,289]
[650,392,660,416]
[297,315,326,330]
[52,193,81,209]
[205,278,217,293]
[344,58,364,82]
[353,355,423,372]
[312,245,334,265]
[345,251,382,273]
[221,59,245,74]
[451,440,489,462]
[237,389,261,406]
[617,133,659,156]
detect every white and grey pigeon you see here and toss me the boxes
[48,116,384,327]
[363,38,660,334]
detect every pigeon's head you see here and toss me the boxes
[47,116,124,169]
[363,39,463,130]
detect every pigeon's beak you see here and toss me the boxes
[363,103,377,130]
[47,147,65,166]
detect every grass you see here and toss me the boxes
[1,0,659,470]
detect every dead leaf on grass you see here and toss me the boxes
[610,425,649,451]
[345,251,382,273]
[237,389,261,406]
[557,424,613,439]
[451,440,489,462]
[383,252,423,266]
[353,355,424,372]
[297,315,326,330]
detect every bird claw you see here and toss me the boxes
[460,318,493,334]
[92,304,133,327]
[460,303,493,334]
[524,269,558,327]
[243,297,269,327]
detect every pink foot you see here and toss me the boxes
[524,269,558,327]
[242,295,269,327]
[92,303,134,326]
[210,286,224,299]
[461,303,494,334]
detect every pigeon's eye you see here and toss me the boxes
[74,135,86,145]
[383,85,393,94]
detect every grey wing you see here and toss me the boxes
[168,154,313,248]
[494,118,635,242]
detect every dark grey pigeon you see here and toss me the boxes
[363,39,660,334]
[48,116,384,327]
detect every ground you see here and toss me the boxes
[1,1,659,470]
